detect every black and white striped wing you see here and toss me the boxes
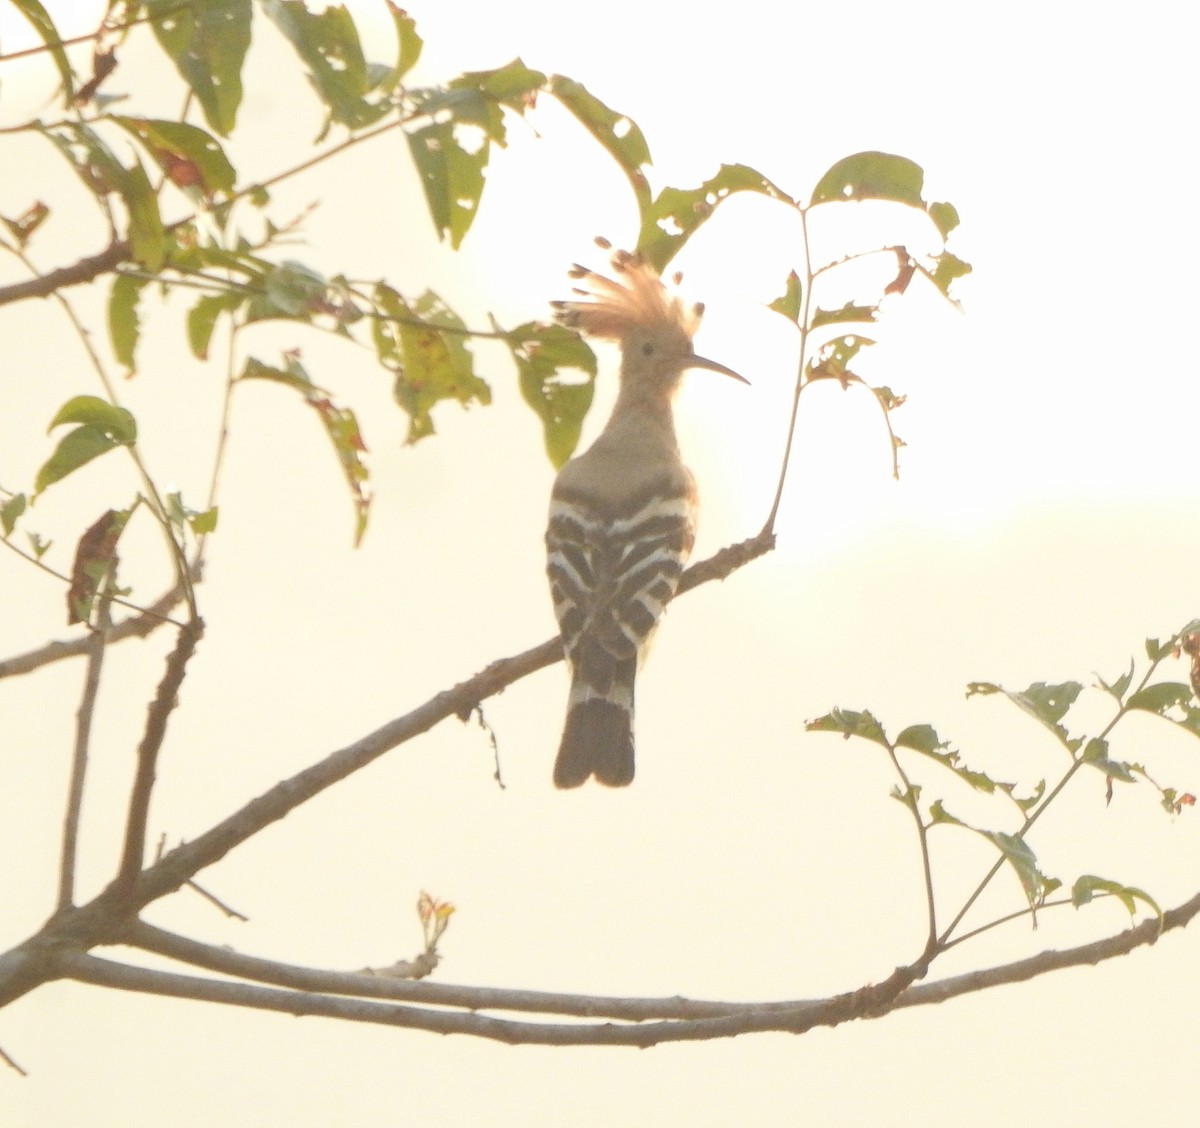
[547,487,697,695]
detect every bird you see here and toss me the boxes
[546,239,748,788]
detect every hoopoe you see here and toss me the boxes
[546,241,747,788]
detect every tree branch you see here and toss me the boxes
[114,618,205,892]
[57,603,110,911]
[0,240,130,306]
[51,891,1200,1046]
[0,578,187,680]
[105,531,775,915]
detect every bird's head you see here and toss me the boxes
[552,240,747,396]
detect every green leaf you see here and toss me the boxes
[896,724,1011,796]
[805,708,888,747]
[1144,636,1173,661]
[11,0,74,104]
[407,121,487,248]
[1071,875,1162,922]
[451,58,547,113]
[35,427,127,495]
[983,830,1054,910]
[371,3,423,94]
[549,75,652,216]
[108,274,148,374]
[981,680,1084,753]
[1127,682,1193,714]
[894,724,943,754]
[924,251,972,301]
[812,151,926,208]
[927,799,962,827]
[1096,658,1135,702]
[768,271,802,323]
[811,301,879,330]
[927,200,960,239]
[262,0,383,132]
[372,285,490,442]
[150,0,251,136]
[637,163,791,273]
[48,396,137,443]
[166,492,219,537]
[122,157,166,272]
[1080,736,1136,784]
[187,291,245,359]
[1,493,27,537]
[239,355,371,545]
[190,506,219,535]
[46,126,166,270]
[112,117,237,196]
[504,322,597,467]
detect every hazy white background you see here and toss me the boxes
[1,1,1198,1124]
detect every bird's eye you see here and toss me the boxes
[641,342,655,356]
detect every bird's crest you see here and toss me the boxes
[552,237,703,343]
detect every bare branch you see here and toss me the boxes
[57,600,111,911]
[55,892,1200,1045]
[115,618,205,892]
[0,240,130,306]
[0,578,187,680]
[115,532,775,912]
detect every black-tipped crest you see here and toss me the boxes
[553,239,704,344]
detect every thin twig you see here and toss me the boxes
[762,205,815,536]
[57,581,112,910]
[114,618,204,892]
[938,643,1176,946]
[884,740,939,951]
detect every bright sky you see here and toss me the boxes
[2,2,1199,1125]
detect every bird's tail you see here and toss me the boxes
[553,679,635,788]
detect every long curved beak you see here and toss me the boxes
[688,354,750,384]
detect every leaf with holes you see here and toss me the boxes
[112,117,237,197]
[806,335,876,386]
[451,58,546,115]
[372,286,489,442]
[407,121,487,248]
[262,0,386,133]
[150,0,251,136]
[549,76,651,214]
[970,679,1084,753]
[638,164,791,273]
[505,322,597,467]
